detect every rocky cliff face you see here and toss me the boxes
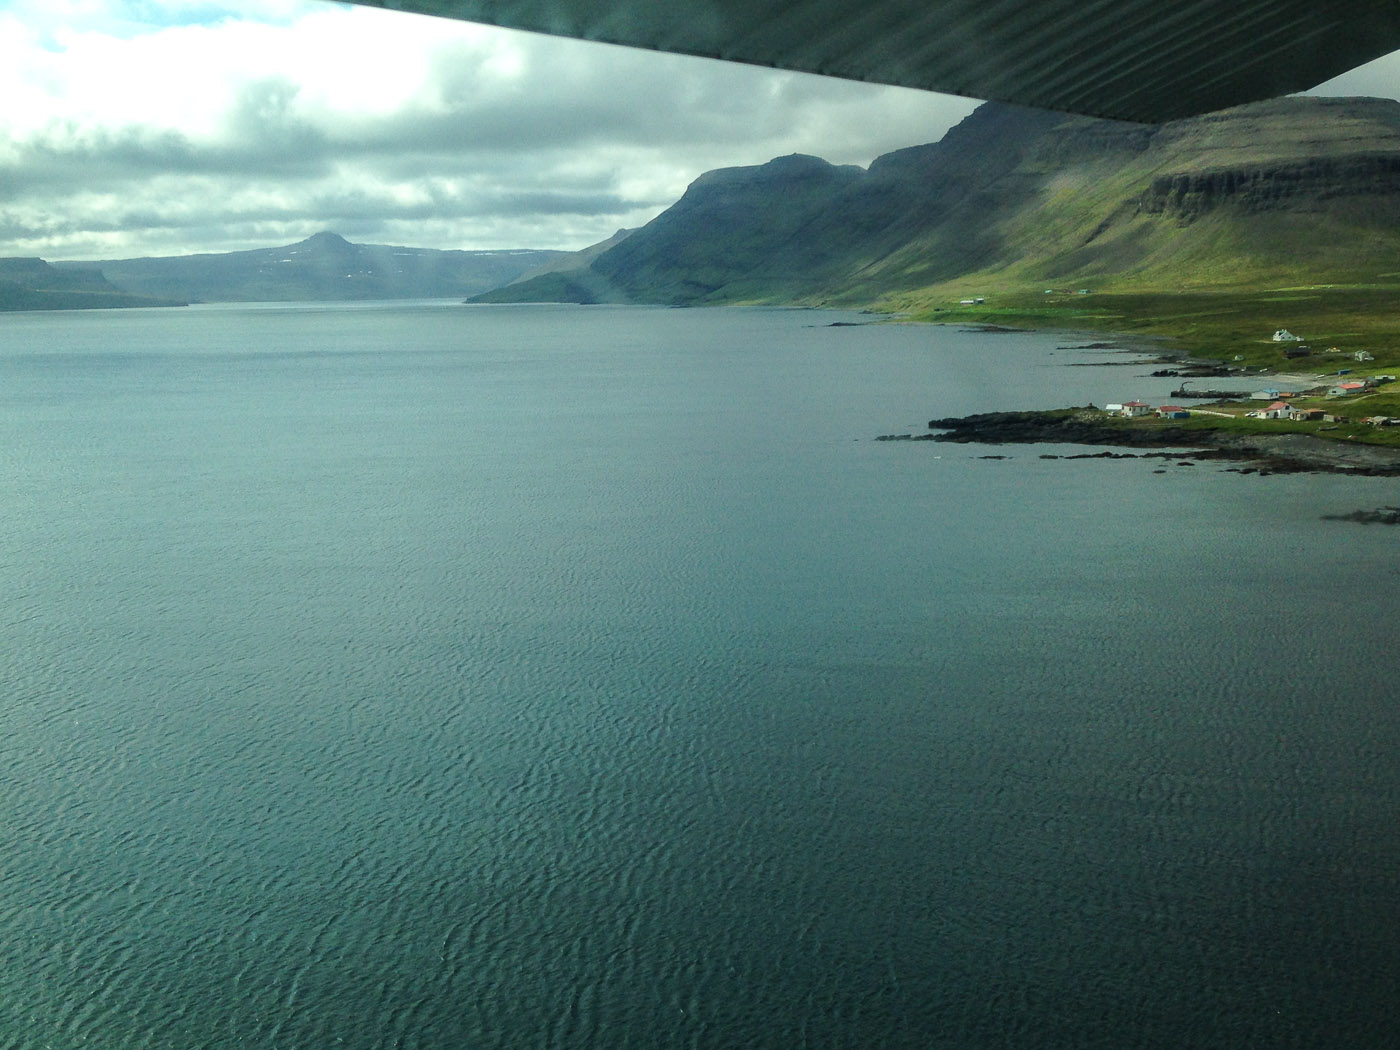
[1130,96,1400,220]
[1141,154,1400,219]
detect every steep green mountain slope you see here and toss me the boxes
[0,257,184,311]
[57,233,567,303]
[479,96,1400,308]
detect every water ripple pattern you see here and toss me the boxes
[1,302,1397,1049]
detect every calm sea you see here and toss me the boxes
[1,302,1396,1049]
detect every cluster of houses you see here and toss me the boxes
[1094,327,1395,425]
[1274,331,1375,363]
[1099,372,1396,425]
[1104,401,1190,419]
[1240,400,1399,425]
[1245,402,1325,421]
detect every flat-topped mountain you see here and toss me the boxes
[477,96,1400,308]
[56,233,568,304]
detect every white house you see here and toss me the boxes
[1272,329,1301,342]
[1121,400,1152,418]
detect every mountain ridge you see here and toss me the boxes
[51,234,569,304]
[475,96,1400,309]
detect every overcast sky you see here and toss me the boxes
[4,1,1400,261]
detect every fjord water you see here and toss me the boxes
[2,302,1397,1050]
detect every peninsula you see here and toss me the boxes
[916,404,1400,475]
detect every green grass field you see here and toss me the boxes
[896,285,1400,371]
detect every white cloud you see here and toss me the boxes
[0,0,979,258]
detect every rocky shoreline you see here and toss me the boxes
[881,410,1400,476]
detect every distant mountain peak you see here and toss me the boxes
[299,231,353,250]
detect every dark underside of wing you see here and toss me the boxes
[344,0,1400,123]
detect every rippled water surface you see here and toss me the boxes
[2,302,1397,1049]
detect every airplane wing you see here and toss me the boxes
[343,0,1400,123]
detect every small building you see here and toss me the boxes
[1282,345,1312,359]
[1263,401,1293,419]
[1156,405,1190,418]
[1121,400,1152,418]
[1287,408,1324,421]
[1250,389,1282,400]
[1329,382,1366,396]
[1355,351,1375,362]
[1103,403,1124,414]
[1272,329,1301,342]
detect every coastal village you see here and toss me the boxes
[1098,327,1400,435]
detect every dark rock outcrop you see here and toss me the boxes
[923,410,1400,475]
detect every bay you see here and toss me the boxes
[1,302,1396,1049]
